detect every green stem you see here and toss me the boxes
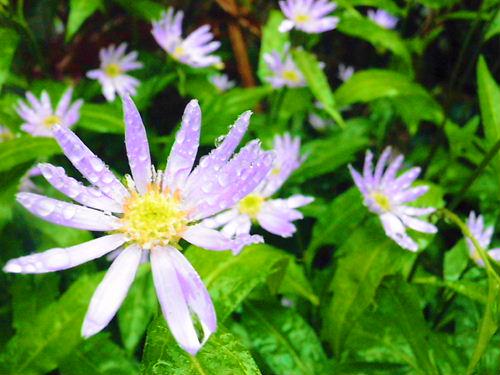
[449,139,500,210]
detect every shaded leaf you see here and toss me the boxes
[66,0,103,41]
[0,28,19,92]
[78,103,124,134]
[0,136,60,173]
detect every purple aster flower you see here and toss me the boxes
[349,147,437,252]
[279,0,339,34]
[338,63,354,82]
[3,96,274,355]
[466,211,500,266]
[203,133,313,238]
[87,43,143,102]
[152,8,222,68]
[308,101,333,131]
[264,47,306,89]
[16,88,83,137]
[209,74,235,92]
[367,9,398,29]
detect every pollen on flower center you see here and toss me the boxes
[238,194,264,219]
[104,63,123,78]
[295,14,310,23]
[282,70,301,82]
[43,115,62,128]
[119,184,188,249]
[371,191,391,212]
[173,46,186,60]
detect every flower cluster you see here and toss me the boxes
[17,88,83,137]
[349,147,437,251]
[87,43,143,102]
[152,7,222,68]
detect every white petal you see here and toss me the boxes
[82,244,142,337]
[379,212,418,252]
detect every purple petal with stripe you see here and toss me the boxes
[123,96,152,194]
[17,192,121,231]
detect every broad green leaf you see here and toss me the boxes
[111,0,164,20]
[118,264,157,354]
[200,87,272,144]
[337,13,411,68]
[0,136,60,173]
[258,10,289,83]
[477,56,500,188]
[0,273,103,375]
[324,217,414,355]
[0,28,19,92]
[10,274,60,332]
[305,187,367,267]
[0,162,31,231]
[78,102,124,134]
[142,321,261,375]
[336,0,403,15]
[59,334,139,375]
[66,0,103,41]
[334,69,443,131]
[292,49,345,127]
[279,260,319,305]
[290,118,370,183]
[414,0,461,8]
[378,279,440,374]
[413,276,487,304]
[444,240,470,281]
[241,302,327,375]
[185,244,288,320]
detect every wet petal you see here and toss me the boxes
[3,234,127,273]
[379,212,418,252]
[82,244,142,337]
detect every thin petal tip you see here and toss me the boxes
[3,261,22,273]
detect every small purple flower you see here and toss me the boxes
[279,0,339,34]
[87,43,143,102]
[309,101,333,130]
[264,47,306,89]
[338,63,354,82]
[209,74,235,92]
[367,9,398,29]
[152,8,222,68]
[203,133,313,238]
[466,211,500,266]
[4,96,274,355]
[16,88,83,137]
[349,147,437,251]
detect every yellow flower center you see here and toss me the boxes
[104,63,122,78]
[371,191,392,212]
[282,69,301,83]
[173,46,186,60]
[294,14,310,24]
[238,194,264,219]
[118,184,188,249]
[271,168,281,176]
[43,115,61,128]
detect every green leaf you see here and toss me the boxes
[241,302,327,375]
[378,279,440,374]
[484,8,500,41]
[200,87,272,145]
[337,13,411,68]
[111,0,164,20]
[118,264,157,354]
[134,73,176,110]
[142,321,261,375]
[59,334,139,375]
[444,240,470,281]
[0,273,103,374]
[305,187,368,267]
[324,217,414,355]
[258,10,289,83]
[334,69,443,131]
[477,56,500,188]
[292,49,345,127]
[0,28,19,92]
[185,244,288,321]
[66,0,103,42]
[279,260,319,305]
[336,0,403,15]
[290,118,370,183]
[0,136,60,173]
[78,102,124,134]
